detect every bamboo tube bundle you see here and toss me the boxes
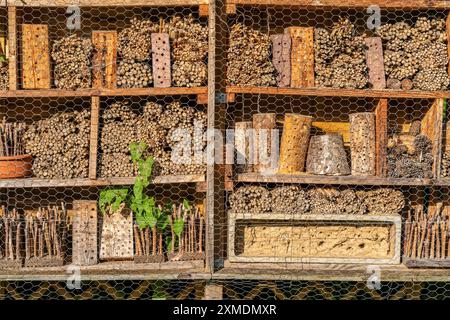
[306,134,350,176]
[234,121,253,173]
[404,203,450,261]
[278,114,313,173]
[0,206,23,268]
[0,118,27,157]
[253,113,279,174]
[349,112,376,176]
[168,203,205,261]
[23,203,69,267]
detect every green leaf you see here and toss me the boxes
[135,213,147,230]
[157,214,170,231]
[183,199,190,210]
[144,213,157,228]
[173,218,184,237]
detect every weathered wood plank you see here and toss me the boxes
[151,33,171,88]
[21,24,51,89]
[270,34,291,87]
[375,99,388,177]
[421,99,444,178]
[365,37,386,90]
[285,27,314,88]
[226,86,450,99]
[8,7,17,90]
[89,96,100,179]
[6,0,209,6]
[72,201,98,266]
[92,31,117,89]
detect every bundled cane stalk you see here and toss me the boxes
[0,206,22,261]
[0,117,27,157]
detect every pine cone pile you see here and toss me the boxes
[227,23,276,87]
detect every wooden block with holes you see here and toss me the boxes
[270,34,291,87]
[21,24,50,89]
[285,27,314,88]
[365,37,386,89]
[72,200,98,266]
[92,31,117,89]
[151,33,171,88]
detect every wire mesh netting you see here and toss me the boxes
[0,1,449,301]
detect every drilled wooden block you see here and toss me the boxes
[72,200,98,266]
[151,33,171,88]
[235,121,253,173]
[252,113,278,174]
[100,208,133,261]
[365,37,386,90]
[270,34,291,87]
[92,31,117,89]
[285,27,314,88]
[306,134,350,176]
[21,24,50,89]
[350,112,376,176]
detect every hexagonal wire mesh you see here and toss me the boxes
[0,1,450,301]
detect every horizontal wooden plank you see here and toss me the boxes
[2,0,208,7]
[403,259,450,269]
[0,260,207,281]
[226,0,449,9]
[237,172,435,186]
[217,262,450,282]
[226,86,450,99]
[0,87,208,98]
[0,175,205,188]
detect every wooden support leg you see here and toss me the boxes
[203,284,223,300]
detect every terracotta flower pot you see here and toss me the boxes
[0,154,32,179]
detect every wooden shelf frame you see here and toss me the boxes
[1,0,209,8]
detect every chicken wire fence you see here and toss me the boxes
[0,1,449,301]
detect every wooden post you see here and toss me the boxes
[306,134,350,176]
[151,33,171,88]
[420,99,444,178]
[278,113,312,173]
[446,13,450,77]
[285,27,314,88]
[89,96,100,179]
[72,200,98,266]
[365,37,386,90]
[21,24,51,89]
[235,121,253,173]
[92,31,117,89]
[8,7,17,90]
[349,112,376,176]
[375,99,388,177]
[204,284,223,300]
[252,113,278,174]
[270,34,291,87]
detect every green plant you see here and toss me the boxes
[99,188,129,215]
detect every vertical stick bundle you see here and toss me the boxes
[0,206,21,262]
[0,117,27,157]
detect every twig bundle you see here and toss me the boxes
[24,203,70,262]
[0,63,8,91]
[0,206,21,261]
[0,118,27,157]
[51,35,93,89]
[23,110,91,178]
[404,203,450,260]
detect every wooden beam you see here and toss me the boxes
[375,99,388,177]
[226,86,450,99]
[8,7,17,90]
[89,96,100,179]
[6,0,210,6]
[421,99,444,178]
[204,284,223,300]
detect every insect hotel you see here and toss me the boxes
[0,0,449,300]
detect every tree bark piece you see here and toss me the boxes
[306,134,350,176]
[349,112,376,176]
[252,113,278,174]
[285,27,314,88]
[270,34,291,87]
[279,114,313,173]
